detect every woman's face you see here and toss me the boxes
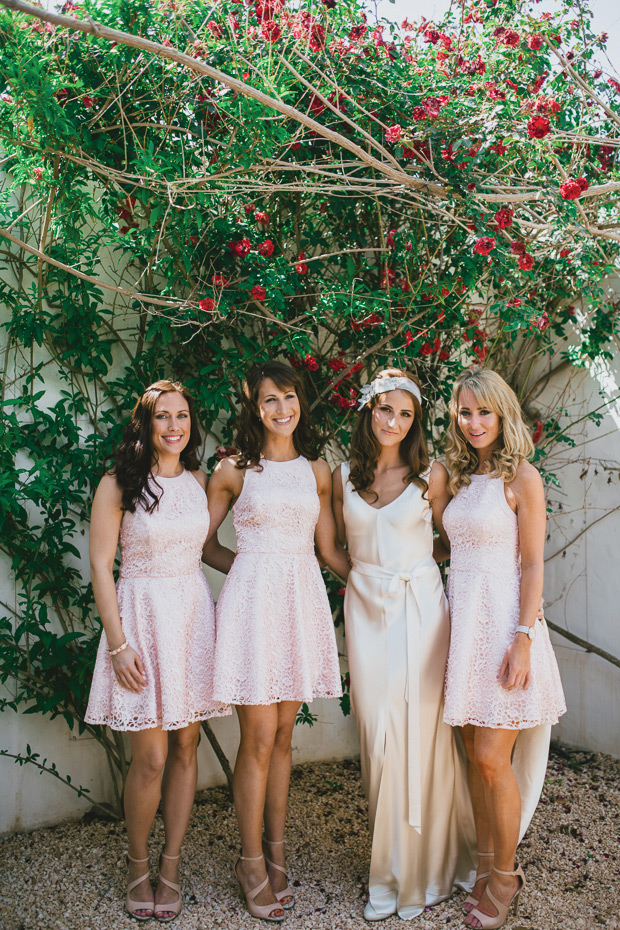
[371,389,415,448]
[151,391,191,459]
[456,386,501,453]
[256,377,300,438]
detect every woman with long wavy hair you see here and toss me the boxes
[442,368,565,929]
[332,368,477,921]
[206,360,350,922]
[86,380,230,922]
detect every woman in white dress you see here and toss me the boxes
[332,369,477,921]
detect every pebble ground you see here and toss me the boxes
[1,747,618,930]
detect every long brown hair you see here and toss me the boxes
[113,380,202,512]
[349,368,430,500]
[445,367,535,496]
[235,361,317,470]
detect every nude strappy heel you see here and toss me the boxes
[125,853,154,921]
[234,853,286,922]
[262,837,295,909]
[462,851,494,915]
[465,864,525,930]
[154,851,182,922]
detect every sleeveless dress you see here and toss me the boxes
[85,470,230,731]
[212,457,342,705]
[342,463,477,921]
[443,473,566,836]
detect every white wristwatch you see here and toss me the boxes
[515,624,536,641]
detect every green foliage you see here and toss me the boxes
[0,0,619,813]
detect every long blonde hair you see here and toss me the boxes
[445,368,534,495]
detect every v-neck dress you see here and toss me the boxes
[342,463,476,921]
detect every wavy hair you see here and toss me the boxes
[445,367,535,496]
[235,360,317,470]
[113,380,202,513]
[348,368,430,501]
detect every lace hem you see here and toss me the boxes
[85,705,231,731]
[214,688,342,706]
[444,711,564,730]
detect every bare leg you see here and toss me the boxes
[154,721,201,917]
[263,701,300,901]
[461,725,494,908]
[465,727,521,928]
[233,704,283,917]
[125,728,169,917]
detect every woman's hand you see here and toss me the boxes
[111,645,147,693]
[498,637,531,691]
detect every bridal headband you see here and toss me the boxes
[357,376,423,410]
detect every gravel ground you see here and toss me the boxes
[1,747,618,930]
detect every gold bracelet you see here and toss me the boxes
[109,639,128,657]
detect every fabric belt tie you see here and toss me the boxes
[350,554,438,834]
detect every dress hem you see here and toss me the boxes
[84,707,231,731]
[214,690,342,705]
[444,712,564,730]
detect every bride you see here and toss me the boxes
[332,368,477,921]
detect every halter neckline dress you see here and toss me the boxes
[213,456,342,705]
[86,469,230,730]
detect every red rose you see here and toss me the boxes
[258,239,274,256]
[228,237,252,258]
[33,167,44,180]
[473,237,496,255]
[559,247,572,258]
[559,178,583,200]
[518,253,534,270]
[532,419,544,444]
[576,177,589,192]
[262,20,281,42]
[244,203,256,214]
[255,211,270,224]
[507,297,521,307]
[212,274,228,287]
[303,354,319,371]
[501,29,520,47]
[528,33,543,50]
[494,207,513,229]
[295,261,308,274]
[199,297,215,311]
[250,285,267,300]
[328,358,347,372]
[207,20,223,38]
[82,95,94,109]
[510,239,526,255]
[527,115,551,139]
[385,124,402,143]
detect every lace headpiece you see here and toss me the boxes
[357,376,423,410]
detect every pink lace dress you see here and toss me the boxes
[443,474,566,731]
[85,470,230,731]
[213,457,342,705]
[442,473,566,839]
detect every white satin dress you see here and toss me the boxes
[342,464,477,920]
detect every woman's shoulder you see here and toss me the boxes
[507,459,543,499]
[310,456,332,490]
[210,455,246,493]
[189,468,207,491]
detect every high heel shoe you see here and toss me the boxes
[234,853,286,922]
[154,851,182,922]
[126,854,154,921]
[465,865,525,930]
[462,851,494,915]
[262,837,295,909]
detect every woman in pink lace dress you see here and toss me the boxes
[85,380,230,922]
[442,368,566,930]
[207,361,350,922]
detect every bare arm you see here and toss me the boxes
[331,464,348,549]
[89,474,146,693]
[203,457,244,572]
[428,460,451,559]
[191,467,236,574]
[312,459,350,580]
[498,461,546,691]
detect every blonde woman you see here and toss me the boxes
[442,368,566,930]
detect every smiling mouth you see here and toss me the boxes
[163,435,183,443]
[274,416,293,425]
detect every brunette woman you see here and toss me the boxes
[86,380,230,922]
[206,360,350,922]
[442,368,566,929]
[332,369,477,922]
